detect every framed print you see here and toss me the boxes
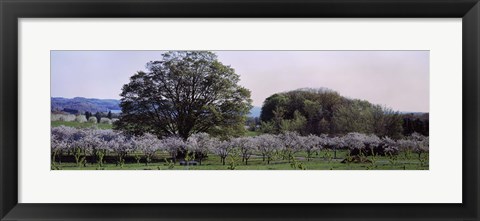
[1,0,479,220]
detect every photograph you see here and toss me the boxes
[2,0,477,219]
[50,50,429,170]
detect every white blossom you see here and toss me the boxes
[302,134,324,160]
[256,134,281,164]
[51,113,76,122]
[88,117,98,123]
[187,133,214,164]
[343,132,367,150]
[162,136,185,162]
[134,133,162,157]
[382,136,399,155]
[75,115,87,123]
[212,140,234,165]
[100,117,112,124]
[232,137,257,165]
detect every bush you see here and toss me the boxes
[59,114,75,122]
[100,118,112,124]
[75,115,87,123]
[88,117,98,123]
[52,114,76,122]
[51,114,61,121]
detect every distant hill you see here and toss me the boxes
[249,106,261,118]
[52,97,262,117]
[51,97,121,114]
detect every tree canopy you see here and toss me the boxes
[114,51,252,139]
[259,88,404,139]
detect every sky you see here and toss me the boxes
[51,50,429,112]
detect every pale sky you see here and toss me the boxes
[51,51,429,112]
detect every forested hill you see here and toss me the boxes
[51,97,121,114]
[258,88,429,138]
[52,97,263,117]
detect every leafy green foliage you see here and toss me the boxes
[260,88,404,138]
[115,51,252,139]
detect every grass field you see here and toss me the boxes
[245,130,263,137]
[52,121,113,129]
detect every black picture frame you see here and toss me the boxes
[1,0,479,220]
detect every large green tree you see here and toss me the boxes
[115,51,252,139]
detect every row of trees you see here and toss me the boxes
[52,113,118,124]
[85,111,118,122]
[403,114,429,136]
[52,126,429,167]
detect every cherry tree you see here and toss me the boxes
[233,137,257,165]
[92,129,119,166]
[382,136,399,155]
[51,126,83,165]
[256,134,281,164]
[75,115,87,123]
[280,131,302,161]
[88,117,98,123]
[364,134,381,155]
[134,133,162,165]
[409,133,429,157]
[324,135,346,159]
[109,134,134,166]
[302,134,324,161]
[162,136,185,163]
[70,129,101,167]
[212,140,234,165]
[51,133,68,164]
[100,117,112,124]
[187,133,215,165]
[344,133,367,150]
[51,126,77,153]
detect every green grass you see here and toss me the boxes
[51,121,113,130]
[52,150,428,170]
[245,130,262,137]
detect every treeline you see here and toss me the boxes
[258,88,428,139]
[52,111,119,124]
[403,113,429,136]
